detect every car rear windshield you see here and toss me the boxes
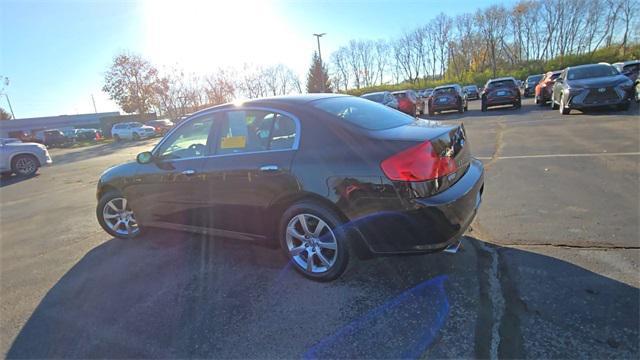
[313,96,414,131]
[487,79,516,88]
[464,86,477,91]
[567,65,619,80]
[362,93,384,102]
[527,75,543,83]
[433,87,456,96]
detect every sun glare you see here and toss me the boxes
[142,0,310,75]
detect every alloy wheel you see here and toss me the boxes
[102,197,140,236]
[15,157,37,176]
[285,213,338,274]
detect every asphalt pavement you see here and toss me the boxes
[1,98,638,359]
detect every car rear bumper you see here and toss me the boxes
[353,159,484,254]
[431,103,459,111]
[486,97,518,106]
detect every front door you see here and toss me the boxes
[199,108,300,238]
[127,113,217,227]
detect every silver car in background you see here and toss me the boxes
[0,138,52,177]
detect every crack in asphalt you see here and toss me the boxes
[484,120,507,170]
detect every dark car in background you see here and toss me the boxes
[551,63,634,115]
[535,70,562,105]
[463,85,480,100]
[361,91,399,109]
[481,77,521,111]
[391,90,423,116]
[522,74,543,97]
[96,94,484,281]
[34,129,70,148]
[613,60,639,102]
[428,84,468,115]
[145,119,175,136]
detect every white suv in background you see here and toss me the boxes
[0,138,52,177]
[111,122,156,141]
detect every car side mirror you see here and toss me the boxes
[136,151,154,164]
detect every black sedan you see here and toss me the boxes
[96,95,484,281]
[551,63,635,115]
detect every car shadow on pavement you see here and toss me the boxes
[7,233,639,359]
[51,139,158,166]
[0,173,38,188]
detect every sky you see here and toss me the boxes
[1,0,513,118]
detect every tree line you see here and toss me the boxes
[102,53,303,118]
[329,0,638,92]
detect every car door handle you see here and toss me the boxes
[259,165,279,172]
[181,169,196,176]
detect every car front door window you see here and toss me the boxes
[156,115,214,160]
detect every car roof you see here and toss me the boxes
[361,91,387,96]
[188,94,349,117]
[566,63,614,71]
[488,77,516,82]
[434,84,459,90]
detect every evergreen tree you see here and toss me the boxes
[306,52,332,93]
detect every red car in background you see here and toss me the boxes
[535,70,562,105]
[391,90,423,116]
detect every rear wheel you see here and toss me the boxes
[514,99,521,109]
[481,100,487,112]
[551,95,559,110]
[12,154,39,177]
[113,134,121,142]
[97,190,142,239]
[458,102,464,113]
[279,201,350,281]
[132,132,140,141]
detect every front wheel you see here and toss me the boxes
[12,154,39,177]
[279,201,350,281]
[97,190,142,239]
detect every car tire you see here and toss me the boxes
[113,134,121,142]
[11,154,39,177]
[132,132,140,141]
[551,97,559,110]
[458,103,464,114]
[97,190,143,239]
[279,201,350,282]
[481,101,487,112]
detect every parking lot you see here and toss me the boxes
[1,98,638,358]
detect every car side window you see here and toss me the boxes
[156,115,214,159]
[269,114,297,150]
[215,110,297,155]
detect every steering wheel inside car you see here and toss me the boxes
[188,143,207,156]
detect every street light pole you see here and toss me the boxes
[312,33,326,62]
[313,33,327,92]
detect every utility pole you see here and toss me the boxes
[1,76,15,119]
[313,33,326,92]
[5,94,15,119]
[91,94,97,113]
[312,33,326,63]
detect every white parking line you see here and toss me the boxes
[476,152,640,161]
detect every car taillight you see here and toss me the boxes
[380,140,457,182]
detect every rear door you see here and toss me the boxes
[198,108,300,237]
